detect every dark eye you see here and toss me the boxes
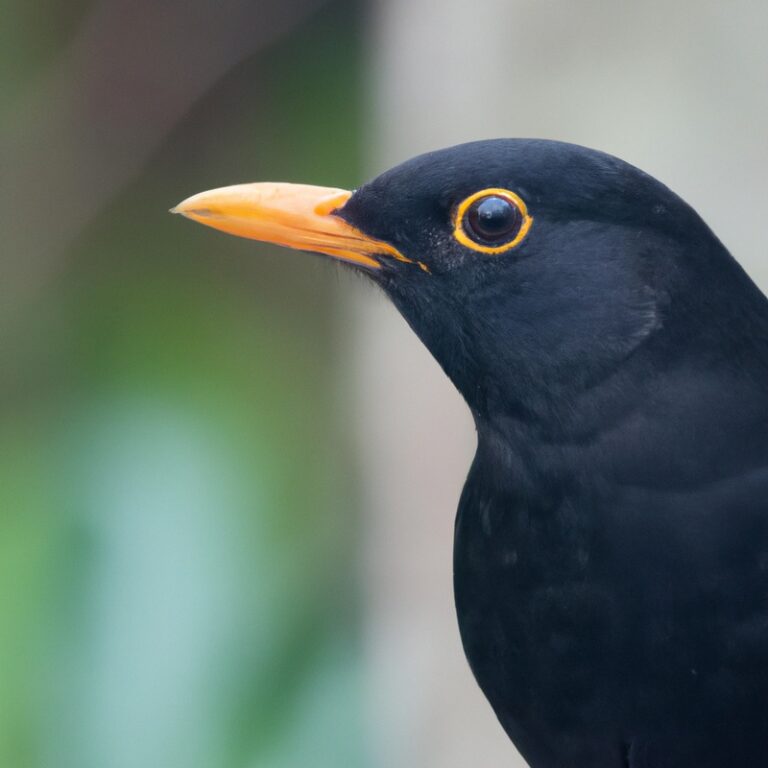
[464,195,523,245]
[453,188,532,254]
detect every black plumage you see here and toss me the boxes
[176,139,768,767]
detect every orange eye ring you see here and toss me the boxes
[453,188,533,254]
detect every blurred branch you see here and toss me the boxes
[0,0,328,345]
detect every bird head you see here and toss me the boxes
[173,139,738,427]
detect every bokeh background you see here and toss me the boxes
[1,1,766,766]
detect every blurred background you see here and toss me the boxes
[1,1,766,766]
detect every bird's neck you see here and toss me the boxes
[399,290,662,438]
[385,226,768,443]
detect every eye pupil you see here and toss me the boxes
[464,195,522,244]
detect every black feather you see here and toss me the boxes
[339,139,768,767]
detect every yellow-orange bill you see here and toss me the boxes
[171,182,409,270]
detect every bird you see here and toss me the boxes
[173,139,768,768]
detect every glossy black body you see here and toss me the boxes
[337,140,768,767]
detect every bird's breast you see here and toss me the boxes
[453,466,621,739]
[452,447,768,767]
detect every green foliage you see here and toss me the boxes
[0,1,368,766]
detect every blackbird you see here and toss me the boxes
[173,139,768,768]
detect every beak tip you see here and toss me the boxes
[170,201,200,219]
[171,193,217,219]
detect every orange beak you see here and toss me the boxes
[172,182,410,270]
